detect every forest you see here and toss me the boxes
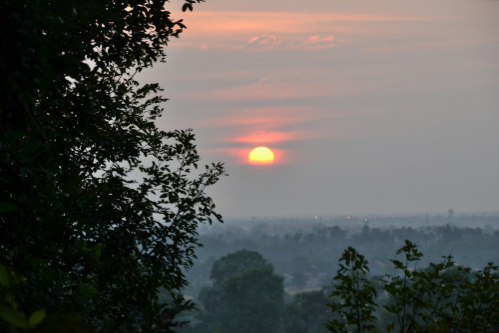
[178,215,499,333]
[1,0,498,332]
[184,214,499,295]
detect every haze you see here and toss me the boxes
[139,0,499,217]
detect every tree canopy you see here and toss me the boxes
[210,250,268,287]
[189,250,283,333]
[222,265,284,333]
[326,241,499,333]
[1,0,225,331]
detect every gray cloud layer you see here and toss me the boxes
[138,0,499,217]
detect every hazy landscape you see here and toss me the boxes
[2,0,497,332]
[176,212,499,332]
[191,212,499,288]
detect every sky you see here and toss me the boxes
[139,0,499,218]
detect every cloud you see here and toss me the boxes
[198,106,325,129]
[308,35,335,43]
[245,35,280,52]
[193,106,333,164]
[239,34,337,52]
[197,78,357,101]
[169,11,435,50]
[248,35,277,45]
[285,34,336,51]
[173,11,431,35]
[361,45,415,55]
[195,106,328,145]
[224,130,315,143]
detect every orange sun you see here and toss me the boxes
[249,147,275,165]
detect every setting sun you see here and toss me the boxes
[249,147,275,165]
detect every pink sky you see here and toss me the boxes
[139,0,499,217]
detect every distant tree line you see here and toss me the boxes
[179,250,333,333]
[185,223,499,297]
[180,243,499,333]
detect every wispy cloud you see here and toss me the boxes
[194,106,332,163]
[170,11,436,50]
[174,11,433,34]
[285,34,336,51]
[239,34,336,52]
[195,77,357,101]
[198,106,325,128]
[223,130,316,143]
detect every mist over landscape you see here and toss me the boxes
[2,0,498,332]
[175,212,499,332]
[190,212,499,292]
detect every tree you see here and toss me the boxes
[381,241,499,333]
[1,0,225,331]
[222,265,284,333]
[284,290,332,333]
[300,291,333,332]
[325,247,378,333]
[293,272,308,288]
[193,251,283,333]
[283,302,308,333]
[210,250,267,287]
[326,241,499,333]
[0,265,47,331]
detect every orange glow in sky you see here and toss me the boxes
[158,1,499,216]
[248,147,275,165]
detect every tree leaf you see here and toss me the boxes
[0,307,29,329]
[28,310,46,326]
[182,3,193,12]
[0,266,11,287]
[0,202,17,213]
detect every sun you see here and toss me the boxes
[249,147,275,165]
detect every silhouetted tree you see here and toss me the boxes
[1,0,224,331]
[326,241,499,333]
[194,251,283,333]
[210,250,267,287]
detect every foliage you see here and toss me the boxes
[284,290,333,333]
[283,302,308,333]
[210,250,267,287]
[326,241,499,333]
[325,247,378,333]
[381,240,499,333]
[0,265,46,332]
[1,0,225,331]
[292,272,308,288]
[186,220,499,300]
[222,265,284,333]
[187,250,284,333]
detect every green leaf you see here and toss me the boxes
[81,286,99,298]
[182,3,193,12]
[28,310,46,326]
[0,266,11,287]
[90,244,102,260]
[0,307,29,329]
[37,44,49,61]
[0,202,17,213]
